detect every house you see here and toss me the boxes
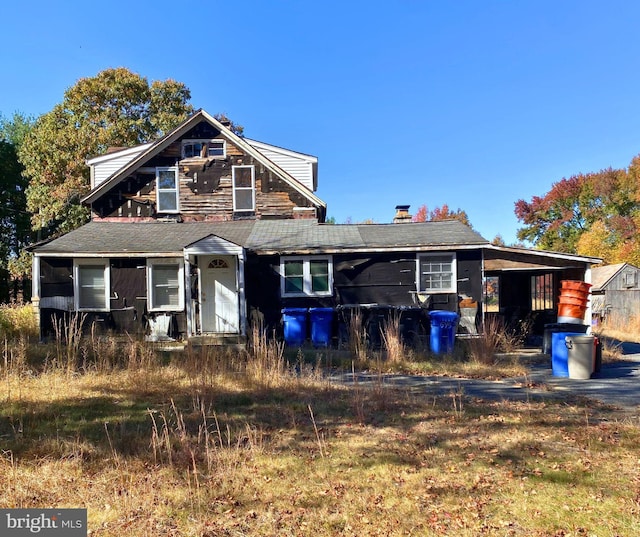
[591,263,640,324]
[30,110,601,345]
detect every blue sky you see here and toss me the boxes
[2,1,640,244]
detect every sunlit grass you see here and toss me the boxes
[1,345,639,536]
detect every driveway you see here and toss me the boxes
[331,347,640,412]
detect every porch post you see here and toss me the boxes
[184,254,193,337]
[584,264,593,334]
[238,250,247,337]
[32,254,41,339]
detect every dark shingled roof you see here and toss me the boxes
[34,219,489,255]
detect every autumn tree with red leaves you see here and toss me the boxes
[515,160,640,264]
[412,203,472,227]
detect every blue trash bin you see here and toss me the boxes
[429,310,459,354]
[551,331,584,377]
[309,308,334,347]
[282,308,308,346]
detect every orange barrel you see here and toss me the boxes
[558,303,587,319]
[560,289,590,300]
[560,280,592,293]
[558,295,589,307]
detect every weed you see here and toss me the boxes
[380,311,406,363]
[347,309,368,362]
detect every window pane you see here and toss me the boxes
[285,277,304,294]
[285,261,303,277]
[158,191,177,212]
[78,266,106,309]
[235,189,254,211]
[183,144,194,158]
[158,169,176,189]
[284,261,303,294]
[153,265,180,308]
[234,167,253,188]
[310,260,329,292]
[420,255,453,291]
[208,141,224,156]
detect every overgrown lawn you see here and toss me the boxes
[1,346,639,536]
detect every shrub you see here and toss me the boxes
[0,303,39,341]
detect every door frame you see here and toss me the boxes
[198,254,239,334]
[183,235,246,338]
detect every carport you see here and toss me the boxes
[482,245,602,338]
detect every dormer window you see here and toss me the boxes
[156,166,179,213]
[181,139,226,159]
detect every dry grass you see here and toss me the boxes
[596,313,640,345]
[380,311,407,363]
[1,352,639,536]
[0,305,638,535]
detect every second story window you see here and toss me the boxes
[156,167,179,213]
[232,165,255,212]
[182,139,226,159]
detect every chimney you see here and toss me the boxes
[393,204,412,224]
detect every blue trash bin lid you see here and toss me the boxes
[429,310,459,321]
[282,308,308,314]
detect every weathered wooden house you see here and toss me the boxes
[30,110,601,345]
[591,263,640,324]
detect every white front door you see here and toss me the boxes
[200,255,239,333]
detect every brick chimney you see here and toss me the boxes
[393,205,412,224]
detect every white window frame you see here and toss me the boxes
[232,165,256,212]
[73,259,110,311]
[147,259,185,312]
[156,166,179,213]
[181,139,226,159]
[280,256,333,297]
[623,271,638,288]
[416,253,457,294]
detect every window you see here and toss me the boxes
[232,165,255,212]
[531,273,554,311]
[417,253,456,293]
[156,167,179,213]
[74,260,109,311]
[181,139,226,159]
[484,276,500,312]
[281,257,333,297]
[623,271,638,288]
[148,260,184,311]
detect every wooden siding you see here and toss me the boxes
[597,265,640,319]
[91,146,149,189]
[244,251,484,333]
[246,141,315,191]
[91,132,316,221]
[38,256,187,339]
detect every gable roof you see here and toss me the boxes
[32,219,488,256]
[591,263,640,291]
[80,110,326,213]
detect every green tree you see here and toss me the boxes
[515,163,640,261]
[19,67,193,238]
[0,113,34,300]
